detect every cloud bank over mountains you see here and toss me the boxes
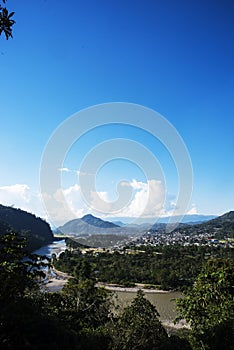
[0,180,198,226]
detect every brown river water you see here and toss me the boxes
[113,290,182,321]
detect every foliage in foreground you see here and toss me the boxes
[110,289,191,350]
[0,227,233,349]
[177,258,234,350]
[0,227,189,349]
[0,0,15,39]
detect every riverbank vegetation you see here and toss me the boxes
[54,242,234,291]
[0,227,233,349]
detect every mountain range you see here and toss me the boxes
[1,202,232,250]
[110,214,217,226]
[58,212,234,237]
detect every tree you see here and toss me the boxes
[0,0,15,39]
[0,225,61,349]
[111,290,169,350]
[61,275,111,329]
[176,258,234,350]
[0,224,47,301]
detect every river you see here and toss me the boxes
[33,239,67,257]
[114,290,181,322]
[34,240,182,322]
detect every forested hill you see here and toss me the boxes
[58,214,120,235]
[172,211,234,238]
[208,210,234,223]
[0,205,53,251]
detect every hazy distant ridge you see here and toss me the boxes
[58,213,221,236]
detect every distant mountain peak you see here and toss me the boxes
[81,214,97,221]
[81,214,120,228]
[58,214,120,235]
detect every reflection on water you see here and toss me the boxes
[115,290,182,321]
[33,239,66,258]
[32,240,67,275]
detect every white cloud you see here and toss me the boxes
[63,184,85,217]
[0,184,30,204]
[187,204,198,215]
[58,167,71,172]
[0,184,45,218]
[129,179,148,191]
[77,170,93,176]
[118,179,165,218]
[0,181,198,226]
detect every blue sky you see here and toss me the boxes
[0,0,233,224]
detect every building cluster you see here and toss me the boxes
[129,230,234,248]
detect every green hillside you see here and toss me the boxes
[202,211,234,238]
[174,211,234,239]
[0,205,53,251]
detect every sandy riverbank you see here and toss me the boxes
[96,282,171,293]
[43,278,67,292]
[43,270,172,294]
[42,268,71,292]
[162,319,190,332]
